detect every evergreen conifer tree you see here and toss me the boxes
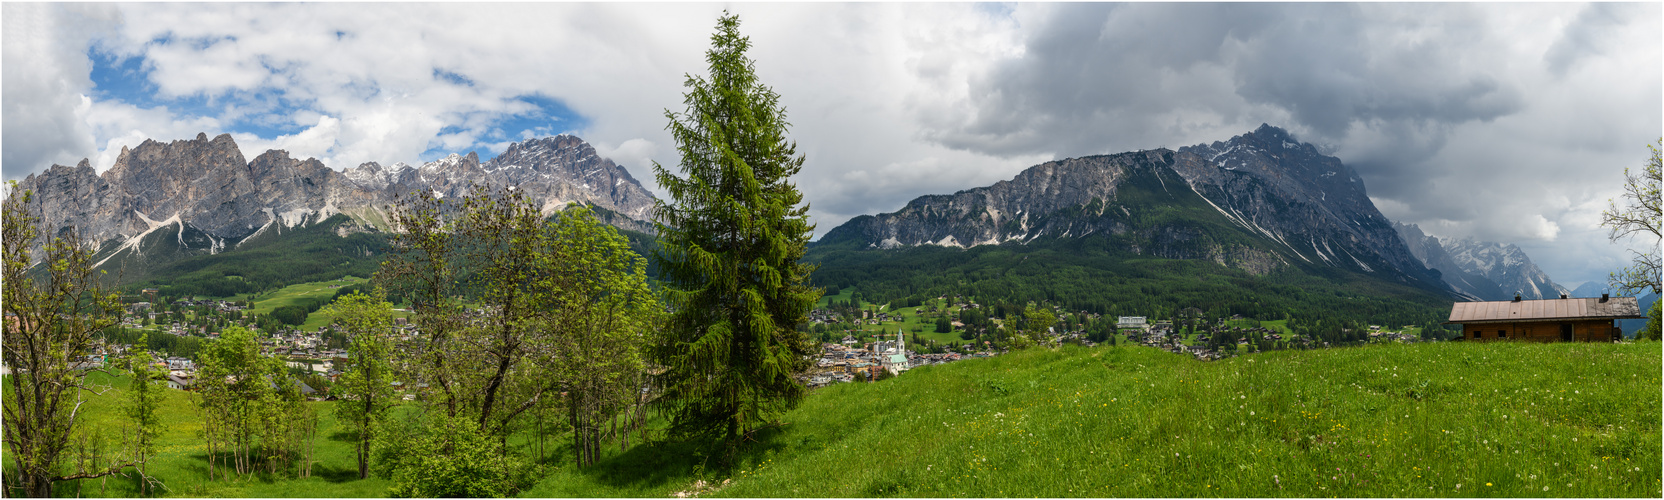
[651,12,820,452]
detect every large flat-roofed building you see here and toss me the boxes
[1446,295,1644,342]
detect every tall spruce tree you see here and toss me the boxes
[651,12,820,451]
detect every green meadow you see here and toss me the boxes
[218,277,409,332]
[29,340,1661,497]
[814,289,975,347]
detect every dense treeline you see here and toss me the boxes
[99,327,207,360]
[808,234,1451,331]
[118,214,659,303]
[122,214,389,298]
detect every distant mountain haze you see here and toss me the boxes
[1392,221,1570,302]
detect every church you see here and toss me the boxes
[878,328,911,375]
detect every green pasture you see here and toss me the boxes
[221,277,409,332]
[24,337,1660,497]
[718,341,1662,497]
[815,292,972,348]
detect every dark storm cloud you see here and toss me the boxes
[924,3,1523,160]
[921,3,1280,157]
[913,2,1658,287]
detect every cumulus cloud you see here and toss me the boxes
[1,3,120,178]
[1,2,1657,287]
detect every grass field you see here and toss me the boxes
[232,277,367,331]
[27,340,1660,497]
[217,277,409,332]
[710,341,1661,497]
[815,290,977,347]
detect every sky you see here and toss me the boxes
[3,2,1659,289]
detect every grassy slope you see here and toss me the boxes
[35,341,1660,498]
[23,371,394,498]
[713,342,1660,497]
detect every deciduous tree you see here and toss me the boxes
[324,289,398,479]
[196,326,315,479]
[378,187,660,474]
[122,335,165,494]
[536,206,661,468]
[3,181,139,497]
[1601,139,1662,295]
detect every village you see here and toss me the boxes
[91,287,423,399]
[86,287,1509,397]
[797,292,1436,385]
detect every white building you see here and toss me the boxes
[881,328,911,375]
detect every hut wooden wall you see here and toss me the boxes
[1462,320,1619,342]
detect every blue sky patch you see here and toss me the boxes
[432,69,475,87]
[87,46,589,165]
[87,47,310,138]
[418,94,589,162]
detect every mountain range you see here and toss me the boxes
[12,125,1592,316]
[821,124,1451,293]
[1392,222,1569,301]
[14,133,657,271]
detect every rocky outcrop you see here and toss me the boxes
[1170,125,1441,287]
[16,133,658,267]
[822,150,1170,249]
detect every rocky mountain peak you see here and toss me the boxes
[16,132,660,269]
[822,126,1449,291]
[1393,221,1568,301]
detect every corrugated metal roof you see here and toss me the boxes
[1447,297,1644,324]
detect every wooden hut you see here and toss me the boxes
[1446,294,1644,342]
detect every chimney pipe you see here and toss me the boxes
[1600,293,1609,303]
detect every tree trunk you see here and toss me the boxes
[569,396,584,468]
[358,439,368,479]
[28,473,53,498]
[359,396,372,480]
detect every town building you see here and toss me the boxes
[1446,294,1643,342]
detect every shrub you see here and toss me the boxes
[377,412,539,498]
